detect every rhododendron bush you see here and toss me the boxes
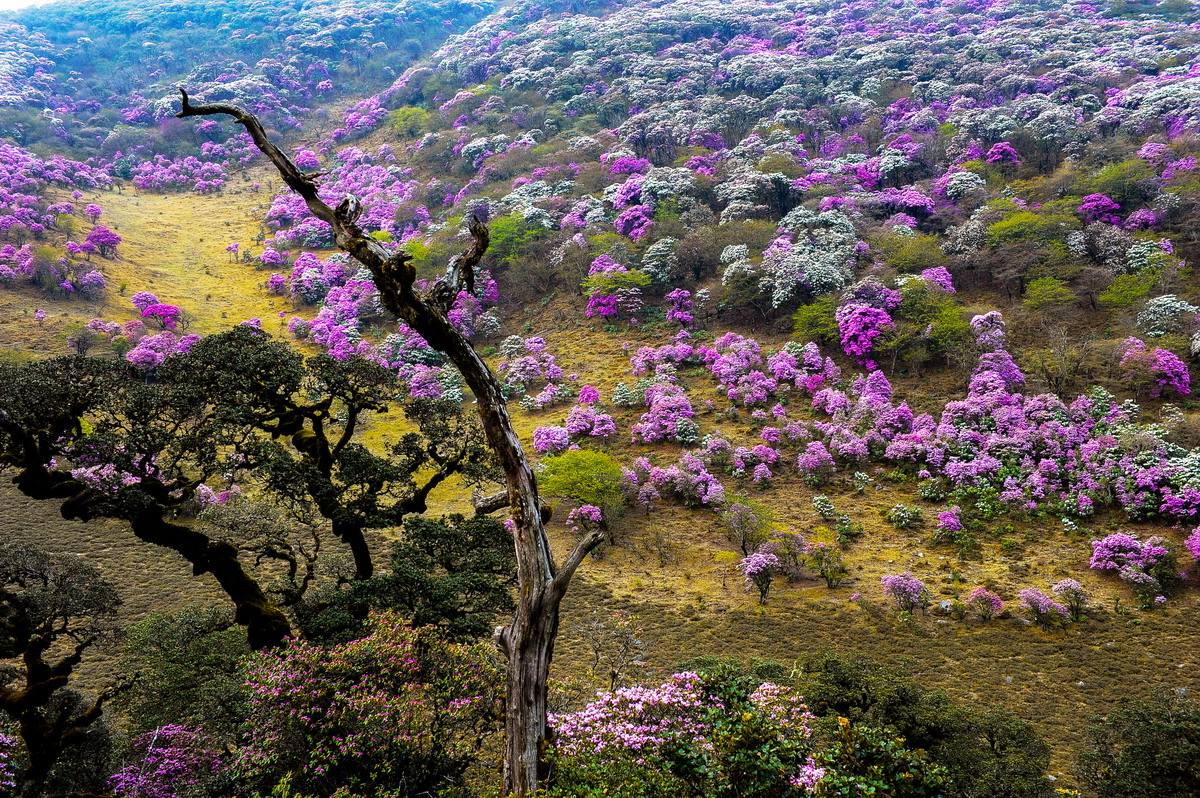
[236,613,502,796]
[549,672,825,796]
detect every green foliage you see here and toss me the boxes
[581,267,652,297]
[1078,688,1200,798]
[985,209,1076,247]
[296,514,516,645]
[873,232,949,274]
[1023,276,1075,311]
[792,295,840,345]
[117,607,250,740]
[1098,273,1155,308]
[1082,158,1159,208]
[808,543,849,588]
[718,496,775,555]
[875,281,971,372]
[388,106,430,136]
[815,718,948,797]
[540,449,627,520]
[798,652,1051,798]
[486,213,552,264]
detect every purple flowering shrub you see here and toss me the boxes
[549,672,824,796]
[565,504,604,536]
[236,613,502,796]
[1119,338,1190,398]
[140,303,183,331]
[1051,579,1089,621]
[0,732,15,793]
[835,303,892,369]
[624,454,725,509]
[1018,589,1069,629]
[796,441,836,486]
[880,573,929,613]
[1090,533,1178,607]
[740,550,781,603]
[85,225,121,257]
[533,425,572,455]
[109,725,221,798]
[966,588,1003,621]
[632,383,698,445]
[498,335,564,392]
[565,404,617,440]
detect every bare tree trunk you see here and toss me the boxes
[177,90,602,796]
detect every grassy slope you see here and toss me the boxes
[0,167,292,357]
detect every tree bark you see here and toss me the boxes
[177,90,602,796]
[4,456,292,650]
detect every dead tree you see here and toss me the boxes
[176,89,602,797]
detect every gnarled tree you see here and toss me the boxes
[0,542,120,798]
[176,88,603,797]
[0,330,495,651]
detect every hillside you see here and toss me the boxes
[2,0,1200,795]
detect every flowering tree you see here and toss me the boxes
[1090,533,1178,607]
[1051,579,1089,621]
[1018,589,1069,629]
[85,225,121,257]
[880,573,929,613]
[740,550,781,604]
[966,588,1003,621]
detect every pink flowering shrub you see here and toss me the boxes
[1051,579,1089,621]
[966,588,1003,621]
[549,671,823,796]
[1090,532,1178,607]
[1018,588,1069,629]
[0,734,12,793]
[565,404,617,440]
[498,335,564,391]
[880,573,929,613]
[533,425,572,454]
[796,441,836,486]
[1186,527,1200,562]
[740,550,781,603]
[624,453,725,508]
[236,613,501,796]
[665,288,694,327]
[565,504,604,536]
[920,266,955,292]
[984,142,1021,164]
[632,383,698,444]
[1078,193,1121,224]
[140,303,182,331]
[109,725,221,798]
[1118,338,1190,398]
[836,303,893,369]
